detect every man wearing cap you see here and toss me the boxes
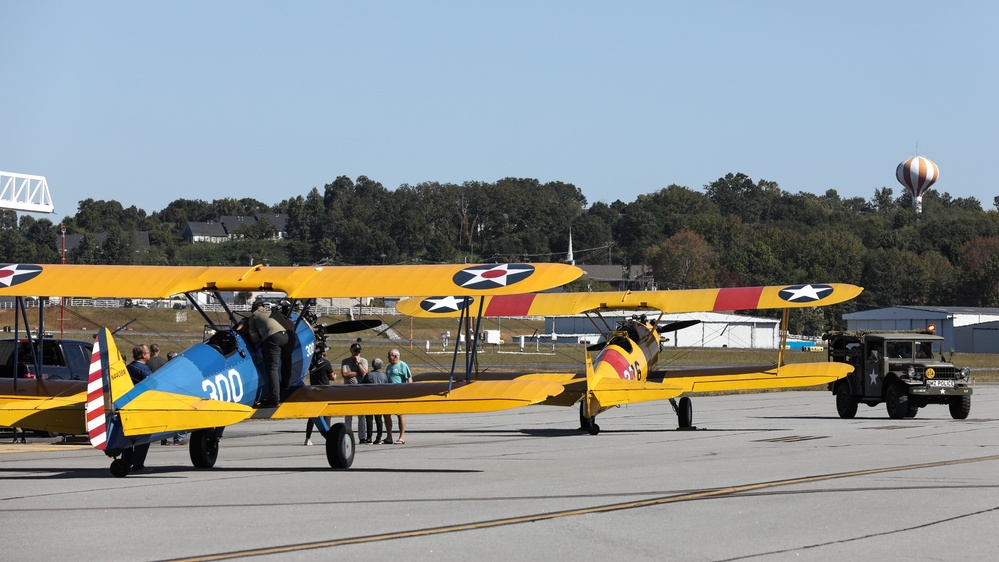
[341,342,369,441]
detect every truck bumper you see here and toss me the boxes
[909,386,973,400]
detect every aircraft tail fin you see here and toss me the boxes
[86,328,132,450]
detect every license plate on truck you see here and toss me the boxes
[927,380,955,388]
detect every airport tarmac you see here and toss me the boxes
[2,387,998,561]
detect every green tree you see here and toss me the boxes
[68,233,101,264]
[646,230,718,289]
[102,227,137,264]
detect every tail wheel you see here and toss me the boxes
[835,383,858,419]
[190,429,220,469]
[586,419,600,435]
[326,423,355,469]
[885,381,909,420]
[949,396,971,420]
[677,396,693,428]
[110,458,130,478]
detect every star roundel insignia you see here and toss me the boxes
[419,296,474,314]
[0,264,43,288]
[452,264,535,290]
[778,284,834,303]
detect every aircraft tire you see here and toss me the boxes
[677,396,693,429]
[835,383,858,419]
[950,396,971,420]
[110,459,130,478]
[885,381,908,420]
[587,421,600,436]
[190,429,220,469]
[326,423,354,469]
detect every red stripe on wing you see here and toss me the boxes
[713,286,765,311]
[484,294,537,316]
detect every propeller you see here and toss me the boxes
[657,319,701,334]
[323,319,383,334]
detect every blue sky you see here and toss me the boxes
[3,1,996,220]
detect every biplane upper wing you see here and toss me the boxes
[396,283,863,317]
[0,263,582,299]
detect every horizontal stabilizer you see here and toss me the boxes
[117,390,254,436]
[269,379,565,418]
[587,379,685,410]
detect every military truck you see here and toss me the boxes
[823,329,973,420]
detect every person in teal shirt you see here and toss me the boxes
[384,349,412,444]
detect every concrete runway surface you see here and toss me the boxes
[2,386,998,561]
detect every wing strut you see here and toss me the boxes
[778,308,789,367]
[10,295,50,391]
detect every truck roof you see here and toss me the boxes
[824,329,943,341]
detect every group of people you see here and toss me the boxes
[305,343,412,446]
[121,342,185,474]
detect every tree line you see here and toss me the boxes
[2,173,997,328]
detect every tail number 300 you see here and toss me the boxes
[203,369,245,403]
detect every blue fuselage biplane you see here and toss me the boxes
[0,262,579,477]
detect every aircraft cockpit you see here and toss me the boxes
[203,325,240,357]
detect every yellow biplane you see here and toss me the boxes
[0,262,580,475]
[396,283,863,433]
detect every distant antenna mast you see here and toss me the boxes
[567,229,575,266]
[0,171,55,213]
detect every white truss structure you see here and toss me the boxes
[0,171,54,213]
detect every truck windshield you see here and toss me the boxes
[887,342,913,359]
[915,341,940,359]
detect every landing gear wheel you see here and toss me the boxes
[677,397,693,429]
[110,458,129,478]
[949,395,971,420]
[885,381,909,420]
[190,429,220,469]
[835,383,858,419]
[326,423,355,469]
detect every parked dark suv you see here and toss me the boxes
[0,338,94,381]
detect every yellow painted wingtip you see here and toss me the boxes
[118,390,253,435]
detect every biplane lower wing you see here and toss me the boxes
[0,379,87,435]
[589,362,852,410]
[649,362,853,394]
[258,379,565,419]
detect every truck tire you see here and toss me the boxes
[949,396,971,420]
[835,383,857,419]
[885,381,909,420]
